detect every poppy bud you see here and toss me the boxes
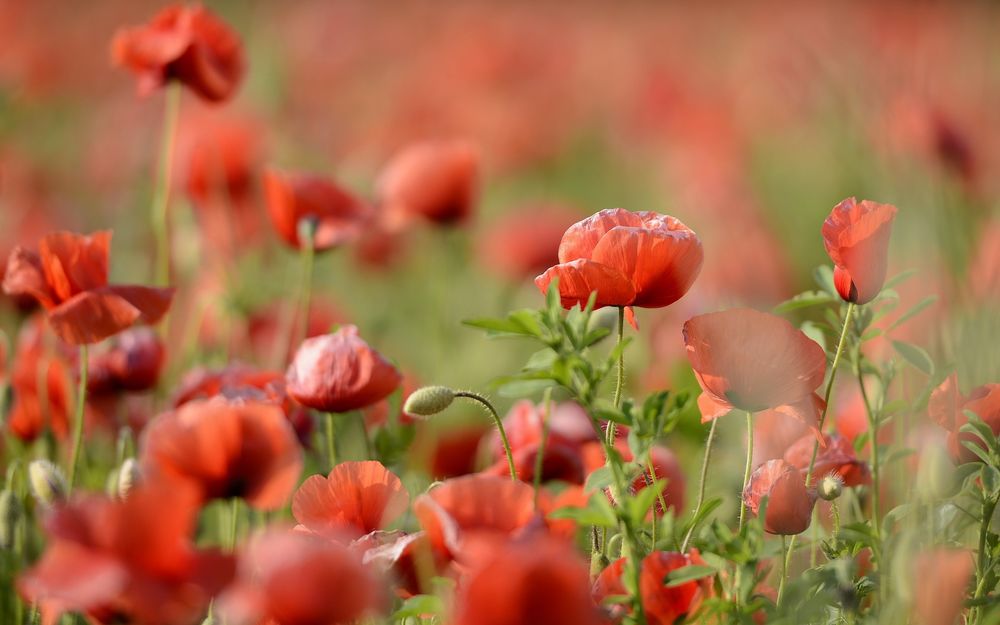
[117,458,142,499]
[404,386,455,417]
[818,475,844,501]
[28,460,67,506]
[0,489,22,549]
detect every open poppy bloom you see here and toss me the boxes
[821,197,898,304]
[86,328,165,395]
[742,459,816,535]
[534,208,702,318]
[140,400,303,510]
[218,529,381,625]
[111,3,244,102]
[928,373,1000,463]
[593,550,711,625]
[452,535,602,625]
[264,169,371,252]
[784,433,870,487]
[478,204,581,281]
[377,139,479,226]
[18,479,234,625]
[286,325,402,413]
[292,461,409,540]
[682,308,826,431]
[2,231,175,345]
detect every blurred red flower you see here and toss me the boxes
[86,328,165,395]
[593,551,711,625]
[784,433,870,487]
[742,459,816,535]
[286,325,402,413]
[911,549,973,625]
[929,373,1000,463]
[377,139,479,226]
[218,529,381,625]
[18,480,234,625]
[2,231,175,345]
[682,308,826,428]
[292,460,409,540]
[535,208,703,315]
[478,204,581,281]
[822,198,898,305]
[111,4,244,102]
[264,169,370,252]
[6,316,72,441]
[140,400,303,510]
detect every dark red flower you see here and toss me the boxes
[292,461,409,539]
[286,325,401,413]
[535,208,703,314]
[86,328,165,395]
[377,139,479,225]
[640,551,712,625]
[18,479,234,625]
[2,231,175,345]
[479,204,580,280]
[929,373,1000,463]
[140,400,303,510]
[264,169,370,252]
[742,459,816,535]
[822,198,898,304]
[683,308,826,428]
[784,433,870,487]
[111,4,244,102]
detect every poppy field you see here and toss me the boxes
[2,2,1000,624]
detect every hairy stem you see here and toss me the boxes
[455,392,516,480]
[681,417,719,552]
[738,411,754,532]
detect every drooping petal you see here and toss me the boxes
[534,259,636,309]
[47,290,142,345]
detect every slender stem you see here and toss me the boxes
[681,417,719,552]
[738,411,754,532]
[67,346,88,491]
[533,388,552,509]
[325,413,338,470]
[455,392,516,480]
[227,497,240,551]
[606,307,626,447]
[857,363,881,543]
[646,456,669,548]
[152,83,181,287]
[777,534,789,606]
[356,411,373,460]
[294,224,316,352]
[972,496,997,614]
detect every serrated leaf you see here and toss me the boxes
[891,340,934,375]
[664,564,717,587]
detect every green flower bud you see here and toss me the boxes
[0,489,22,550]
[117,458,141,499]
[818,475,844,501]
[403,386,455,417]
[29,460,67,506]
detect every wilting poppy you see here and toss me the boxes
[293,461,409,539]
[478,204,581,281]
[911,549,973,625]
[377,139,479,226]
[742,459,816,535]
[264,169,370,252]
[452,536,602,625]
[18,479,234,625]
[535,208,703,315]
[140,400,303,510]
[928,373,1000,463]
[86,328,165,395]
[821,198,898,305]
[218,529,381,625]
[111,4,244,102]
[2,231,174,345]
[593,551,711,625]
[286,325,402,413]
[683,308,826,428]
[784,433,870,487]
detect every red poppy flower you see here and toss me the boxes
[742,459,816,535]
[18,479,234,625]
[821,198,898,304]
[479,204,581,281]
[264,169,371,252]
[410,421,491,479]
[413,474,538,563]
[218,530,380,625]
[592,558,629,623]
[452,536,602,625]
[634,446,686,515]
[140,400,303,510]
[292,461,409,540]
[2,231,175,345]
[357,530,443,599]
[483,440,585,484]
[181,112,262,208]
[640,551,712,625]
[482,400,591,484]
[7,318,72,441]
[784,433,870,487]
[535,208,703,314]
[929,373,1000,463]
[286,325,402,413]
[683,308,826,429]
[111,4,244,102]
[86,328,165,395]
[911,549,973,625]
[377,139,479,226]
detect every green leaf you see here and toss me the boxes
[960,440,992,464]
[549,494,618,528]
[891,340,934,375]
[627,479,664,525]
[980,466,1000,499]
[664,564,717,587]
[523,348,557,371]
[888,295,937,331]
[496,378,558,398]
[883,268,917,290]
[814,265,837,296]
[585,466,615,492]
[773,290,836,314]
[392,594,445,619]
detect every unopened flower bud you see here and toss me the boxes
[28,460,67,506]
[818,475,844,501]
[0,489,22,550]
[117,458,141,499]
[404,386,455,417]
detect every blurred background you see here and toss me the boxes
[1,1,998,487]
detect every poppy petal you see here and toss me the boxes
[2,247,56,308]
[292,461,409,537]
[557,208,644,264]
[534,259,636,309]
[47,290,142,345]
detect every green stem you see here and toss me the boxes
[294,224,316,352]
[738,411,754,532]
[606,306,626,447]
[857,356,880,541]
[533,388,552,509]
[681,417,719,552]
[152,83,181,287]
[325,413,338,470]
[67,346,88,491]
[777,534,789,607]
[356,411,373,460]
[646,456,669,548]
[972,496,997,617]
[455,392,516,481]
